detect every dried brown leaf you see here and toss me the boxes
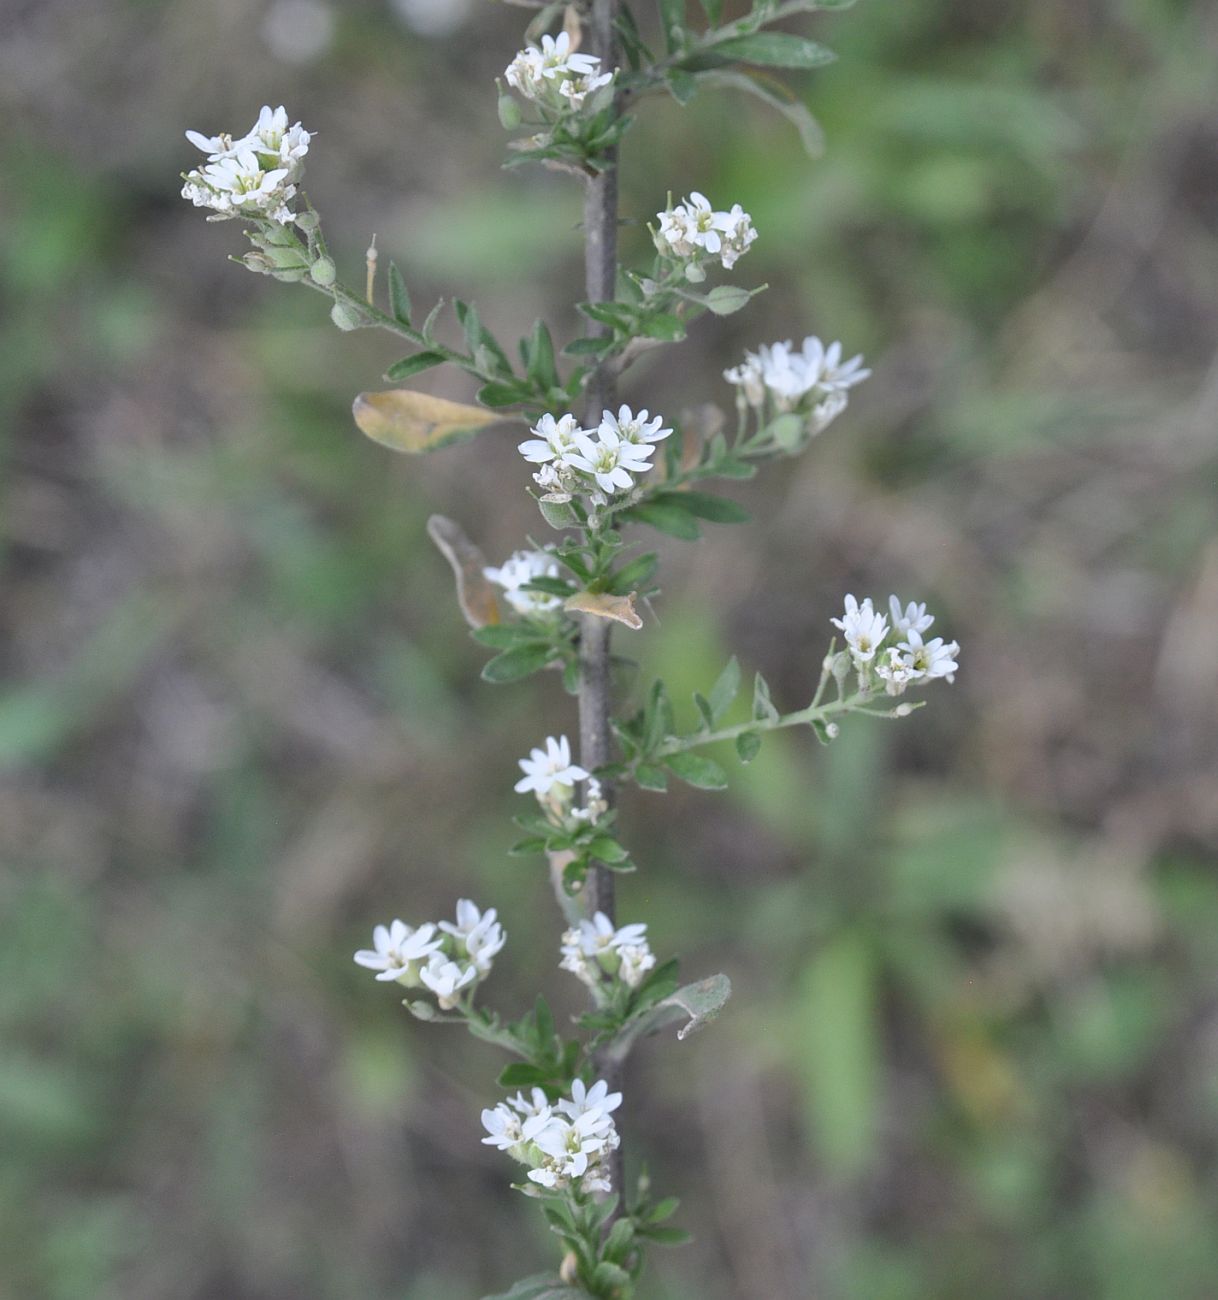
[564,589,643,631]
[352,389,501,454]
[426,515,501,628]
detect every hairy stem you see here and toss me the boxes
[580,0,625,1208]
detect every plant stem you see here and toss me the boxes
[580,0,625,1211]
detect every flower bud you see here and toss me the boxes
[684,262,707,284]
[309,256,337,286]
[294,209,320,233]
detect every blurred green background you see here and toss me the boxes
[4,0,1218,1296]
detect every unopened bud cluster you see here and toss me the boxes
[353,900,505,1010]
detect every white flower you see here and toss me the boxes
[724,335,868,428]
[808,337,871,393]
[481,1100,553,1155]
[484,550,564,616]
[558,1078,622,1121]
[565,426,655,495]
[515,735,589,796]
[518,412,584,465]
[599,405,672,445]
[182,106,310,224]
[483,1079,621,1195]
[896,628,960,683]
[888,596,935,637]
[353,919,442,982]
[831,594,890,665]
[655,192,756,270]
[560,68,615,108]
[181,150,297,223]
[571,776,606,823]
[504,32,612,108]
[419,955,478,1008]
[875,646,919,696]
[439,898,506,974]
[810,390,848,435]
[560,912,655,990]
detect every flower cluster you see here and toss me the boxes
[181,105,310,223]
[482,1078,621,1195]
[725,335,870,436]
[561,911,656,991]
[354,900,505,1009]
[504,31,615,112]
[654,192,757,276]
[515,735,589,800]
[484,549,564,616]
[519,405,672,504]
[831,594,960,695]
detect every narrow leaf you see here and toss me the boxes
[736,731,762,763]
[703,68,825,157]
[620,499,701,540]
[607,552,658,596]
[707,655,741,721]
[712,32,837,69]
[387,261,411,324]
[604,973,732,1064]
[753,672,779,723]
[668,490,749,524]
[385,351,447,381]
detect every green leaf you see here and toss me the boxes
[696,0,721,22]
[641,1225,693,1246]
[795,929,879,1176]
[620,499,701,540]
[644,679,675,754]
[482,644,555,683]
[712,32,837,69]
[646,1196,680,1223]
[607,552,658,596]
[811,718,835,746]
[385,350,446,381]
[667,69,700,106]
[603,1216,636,1263]
[496,1063,549,1088]
[735,731,762,763]
[477,381,528,408]
[588,836,630,864]
[538,498,579,530]
[703,68,825,157]
[387,261,411,324]
[693,691,714,732]
[635,763,669,791]
[640,312,686,341]
[508,836,548,857]
[703,284,753,316]
[715,458,758,480]
[603,973,732,1065]
[667,490,749,524]
[658,0,686,52]
[707,655,741,721]
[481,1272,582,1300]
[753,672,779,723]
[563,335,615,357]
[526,319,559,392]
[665,751,728,790]
[591,1262,632,1291]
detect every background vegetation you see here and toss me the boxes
[3,0,1218,1296]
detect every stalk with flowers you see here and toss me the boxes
[180,2,959,1295]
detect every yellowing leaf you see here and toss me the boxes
[426,515,501,628]
[564,590,643,631]
[352,389,502,454]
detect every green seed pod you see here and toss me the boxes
[265,244,309,270]
[270,268,308,282]
[330,301,362,331]
[497,92,522,131]
[310,256,337,286]
[294,210,320,233]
